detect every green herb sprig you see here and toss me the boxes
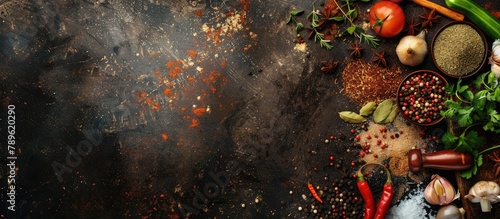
[313,29,333,50]
[286,10,304,33]
[441,71,500,179]
[331,0,379,47]
[286,0,376,50]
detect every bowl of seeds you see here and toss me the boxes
[397,70,448,126]
[431,21,487,78]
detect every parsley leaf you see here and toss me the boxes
[442,131,459,149]
[457,107,474,127]
[440,71,500,178]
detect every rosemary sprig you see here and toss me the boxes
[314,29,333,50]
[307,10,321,28]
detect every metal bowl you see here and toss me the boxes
[397,70,449,126]
[431,21,488,78]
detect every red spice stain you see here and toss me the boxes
[169,66,181,78]
[202,70,221,83]
[166,61,174,68]
[167,214,180,219]
[241,0,250,12]
[239,11,247,24]
[221,61,227,67]
[493,11,500,19]
[187,50,197,59]
[484,2,500,19]
[138,92,147,99]
[187,77,195,83]
[193,107,206,117]
[213,29,222,45]
[149,50,160,57]
[163,88,172,97]
[154,69,161,76]
[485,1,492,9]
[152,102,160,111]
[190,119,199,128]
[181,107,186,111]
[161,133,168,141]
[195,9,202,17]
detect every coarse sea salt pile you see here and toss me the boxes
[387,187,435,219]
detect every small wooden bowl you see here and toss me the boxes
[431,21,488,78]
[397,70,448,126]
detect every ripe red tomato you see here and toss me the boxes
[369,1,405,38]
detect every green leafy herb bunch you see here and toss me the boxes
[440,71,500,178]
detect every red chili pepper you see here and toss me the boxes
[357,163,394,219]
[374,167,393,219]
[307,183,323,203]
[357,168,375,219]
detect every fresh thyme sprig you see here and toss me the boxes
[308,0,333,50]
[286,10,304,33]
[286,0,334,50]
[331,0,379,47]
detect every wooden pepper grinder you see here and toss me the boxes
[408,149,474,172]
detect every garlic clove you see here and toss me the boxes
[486,194,500,203]
[490,39,500,78]
[464,194,481,203]
[490,60,500,78]
[424,174,456,205]
[480,198,492,212]
[491,39,500,63]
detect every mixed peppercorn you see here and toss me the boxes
[397,71,447,125]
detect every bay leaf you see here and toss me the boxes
[373,99,393,123]
[339,111,366,123]
[381,103,399,124]
[359,102,377,116]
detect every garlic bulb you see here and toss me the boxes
[490,39,500,78]
[424,174,458,205]
[396,30,428,66]
[464,181,500,212]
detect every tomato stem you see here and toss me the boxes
[372,13,391,34]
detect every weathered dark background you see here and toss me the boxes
[0,0,498,218]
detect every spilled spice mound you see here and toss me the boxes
[354,116,430,202]
[341,60,403,105]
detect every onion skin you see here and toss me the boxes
[436,205,464,219]
[396,30,427,66]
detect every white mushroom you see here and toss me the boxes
[464,181,500,212]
